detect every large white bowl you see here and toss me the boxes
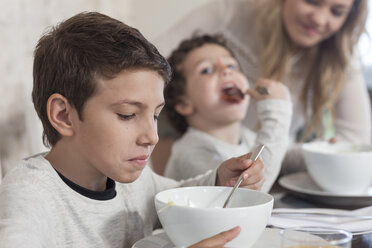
[302,141,372,195]
[155,186,273,248]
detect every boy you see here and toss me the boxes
[163,34,292,192]
[0,12,264,247]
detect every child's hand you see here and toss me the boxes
[246,78,291,102]
[216,152,265,190]
[188,226,241,248]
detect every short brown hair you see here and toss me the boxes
[164,33,236,134]
[32,12,171,147]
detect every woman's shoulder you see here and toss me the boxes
[216,0,258,28]
[177,0,256,30]
[153,0,258,60]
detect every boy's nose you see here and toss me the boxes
[217,60,232,76]
[137,119,159,146]
[222,66,232,76]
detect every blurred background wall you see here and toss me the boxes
[0,0,370,179]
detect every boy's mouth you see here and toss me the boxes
[220,82,245,103]
[129,155,149,167]
[221,86,245,103]
[220,81,238,91]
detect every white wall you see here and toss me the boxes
[129,0,213,40]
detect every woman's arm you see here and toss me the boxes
[333,58,372,143]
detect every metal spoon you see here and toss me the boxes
[223,144,265,208]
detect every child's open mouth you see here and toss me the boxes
[221,86,244,103]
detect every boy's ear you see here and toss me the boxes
[46,93,75,137]
[174,99,194,116]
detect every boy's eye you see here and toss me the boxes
[227,63,238,70]
[117,113,135,120]
[304,0,319,5]
[201,67,213,75]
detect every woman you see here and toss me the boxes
[152,0,371,176]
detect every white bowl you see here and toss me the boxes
[155,186,273,248]
[302,141,372,195]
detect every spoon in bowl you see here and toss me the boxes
[222,144,265,208]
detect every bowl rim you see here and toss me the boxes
[155,186,273,210]
[302,141,372,155]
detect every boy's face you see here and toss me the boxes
[180,44,249,127]
[71,69,164,183]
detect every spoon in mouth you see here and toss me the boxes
[221,86,270,103]
[221,87,245,103]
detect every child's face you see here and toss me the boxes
[180,43,249,126]
[71,69,164,183]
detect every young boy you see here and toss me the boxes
[0,12,265,247]
[163,34,293,192]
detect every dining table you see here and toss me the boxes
[134,172,372,248]
[270,176,372,248]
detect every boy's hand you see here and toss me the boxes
[247,78,291,102]
[216,152,265,190]
[188,226,241,248]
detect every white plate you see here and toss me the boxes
[132,228,281,248]
[279,172,372,208]
[270,208,372,235]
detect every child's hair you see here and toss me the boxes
[32,12,171,147]
[164,33,237,134]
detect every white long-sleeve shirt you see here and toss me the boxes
[153,0,372,172]
[0,154,216,248]
[165,99,293,193]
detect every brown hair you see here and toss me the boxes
[164,33,236,134]
[256,0,368,140]
[32,12,171,147]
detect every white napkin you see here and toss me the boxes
[269,206,372,234]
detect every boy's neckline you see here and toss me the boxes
[55,169,116,201]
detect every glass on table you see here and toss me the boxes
[280,226,352,248]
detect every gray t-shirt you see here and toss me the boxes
[0,154,216,247]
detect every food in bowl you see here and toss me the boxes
[302,141,372,195]
[155,186,273,248]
